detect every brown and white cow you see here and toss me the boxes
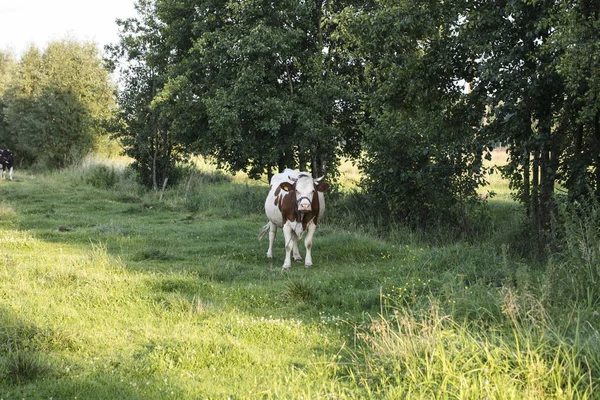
[258,169,330,269]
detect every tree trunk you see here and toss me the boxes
[523,148,531,217]
[594,112,600,199]
[152,140,158,192]
[568,124,585,199]
[539,147,553,229]
[538,116,557,233]
[531,149,540,230]
[298,145,308,172]
[285,64,294,96]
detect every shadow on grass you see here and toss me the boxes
[0,306,176,399]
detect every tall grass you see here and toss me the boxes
[350,301,594,399]
[0,158,597,398]
[547,198,600,307]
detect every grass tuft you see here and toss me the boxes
[3,351,47,385]
[282,279,314,303]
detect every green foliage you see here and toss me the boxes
[0,41,115,168]
[546,198,600,306]
[106,2,189,190]
[552,2,600,201]
[461,0,600,236]
[108,0,364,182]
[360,110,486,227]
[109,0,600,228]
[337,1,487,226]
[86,165,120,189]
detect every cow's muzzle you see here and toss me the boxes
[298,196,312,212]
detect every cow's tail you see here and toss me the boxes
[257,222,270,241]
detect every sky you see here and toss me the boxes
[0,0,138,57]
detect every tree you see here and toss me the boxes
[0,41,115,168]
[461,0,600,240]
[551,0,600,201]
[338,0,487,226]
[0,51,17,140]
[110,0,366,182]
[107,0,193,189]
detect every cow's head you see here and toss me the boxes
[279,174,330,212]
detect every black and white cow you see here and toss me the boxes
[258,169,330,269]
[0,149,14,181]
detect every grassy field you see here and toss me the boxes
[0,157,598,399]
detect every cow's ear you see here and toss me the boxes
[279,182,294,192]
[316,181,330,192]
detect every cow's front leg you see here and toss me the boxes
[8,167,12,181]
[303,221,318,268]
[266,222,277,259]
[282,223,294,269]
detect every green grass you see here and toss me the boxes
[0,159,597,398]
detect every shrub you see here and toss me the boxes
[547,198,600,307]
[86,165,119,189]
[360,110,487,230]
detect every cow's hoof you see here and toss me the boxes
[294,256,303,262]
[304,263,313,268]
[282,264,291,270]
[266,253,273,259]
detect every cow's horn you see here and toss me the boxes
[315,175,325,182]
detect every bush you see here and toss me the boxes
[546,198,600,307]
[360,110,487,230]
[86,165,119,189]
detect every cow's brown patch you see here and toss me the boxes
[274,180,327,229]
[279,191,298,224]
[301,189,320,230]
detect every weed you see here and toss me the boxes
[132,248,178,261]
[0,203,17,220]
[545,199,600,306]
[282,279,314,303]
[86,165,120,189]
[3,351,47,384]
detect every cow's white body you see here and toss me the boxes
[259,169,328,269]
[1,166,12,181]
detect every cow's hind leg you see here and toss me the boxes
[8,166,12,181]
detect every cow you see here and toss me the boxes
[0,149,13,181]
[258,169,330,270]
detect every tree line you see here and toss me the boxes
[1,0,599,236]
[0,40,115,168]
[105,0,600,232]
